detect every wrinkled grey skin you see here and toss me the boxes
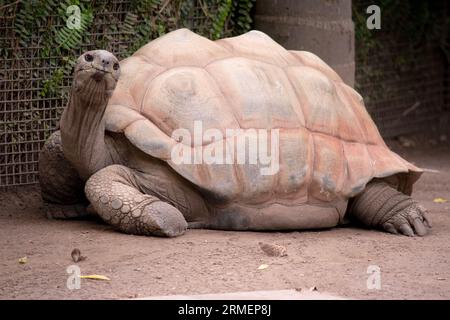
[38,50,432,237]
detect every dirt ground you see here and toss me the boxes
[1,139,449,300]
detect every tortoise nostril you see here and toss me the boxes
[102,59,110,65]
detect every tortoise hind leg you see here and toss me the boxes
[85,164,210,237]
[347,180,432,236]
[39,130,90,219]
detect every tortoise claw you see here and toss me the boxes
[399,223,415,237]
[382,222,398,235]
[412,218,427,236]
[418,205,432,228]
[384,202,431,237]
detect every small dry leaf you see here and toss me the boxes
[18,257,27,264]
[258,264,269,270]
[71,248,87,263]
[259,242,287,257]
[79,274,110,281]
[433,198,448,203]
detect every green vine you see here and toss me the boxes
[4,0,255,99]
[54,1,93,52]
[211,0,232,39]
[231,0,254,36]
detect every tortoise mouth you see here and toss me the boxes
[91,66,111,81]
[73,65,118,96]
[92,70,106,82]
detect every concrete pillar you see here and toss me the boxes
[254,0,355,87]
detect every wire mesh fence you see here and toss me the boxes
[0,0,252,187]
[355,42,448,138]
[353,0,449,138]
[1,0,448,188]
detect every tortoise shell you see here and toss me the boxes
[105,28,421,214]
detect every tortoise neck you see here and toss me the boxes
[60,84,111,181]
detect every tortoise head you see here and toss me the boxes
[73,50,120,98]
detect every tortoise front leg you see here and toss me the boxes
[39,131,90,219]
[85,164,190,237]
[347,180,432,236]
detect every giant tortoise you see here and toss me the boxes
[39,29,431,237]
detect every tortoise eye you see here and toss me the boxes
[113,62,120,70]
[84,54,94,62]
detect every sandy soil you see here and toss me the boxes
[1,141,449,300]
